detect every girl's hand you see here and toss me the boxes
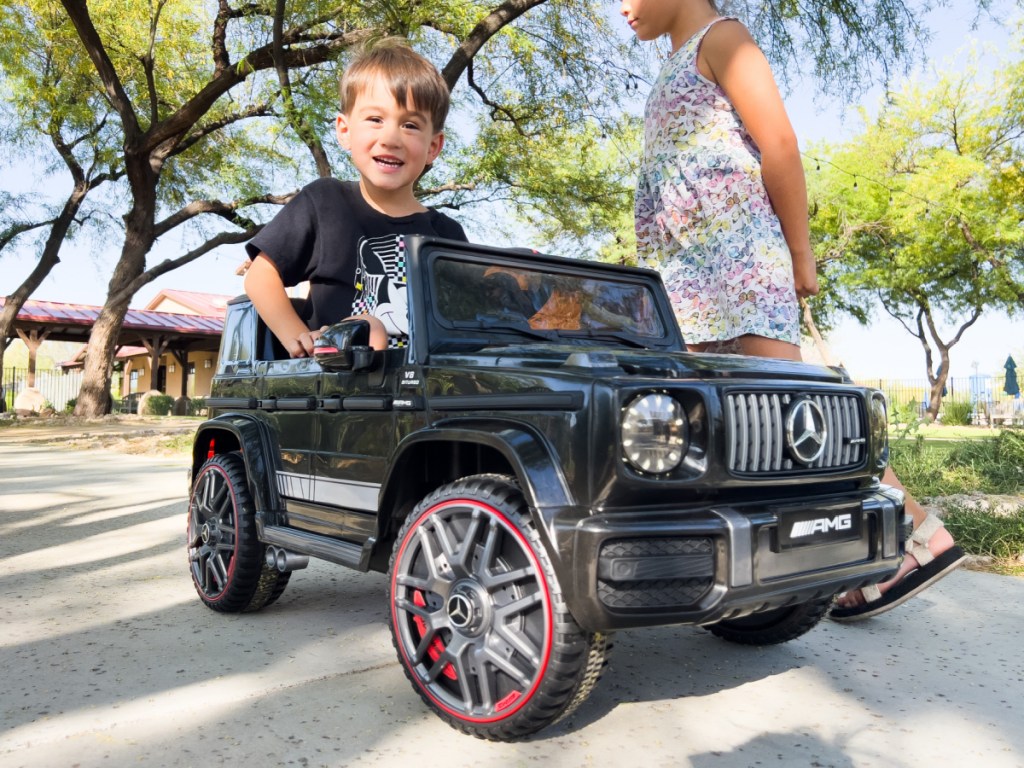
[795,270,820,299]
[792,251,820,298]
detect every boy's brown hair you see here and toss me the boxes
[339,38,451,133]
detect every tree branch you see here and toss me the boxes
[170,103,276,158]
[59,0,142,142]
[111,227,262,306]
[440,0,547,92]
[273,0,332,177]
[153,192,297,238]
[0,219,57,254]
[147,26,378,157]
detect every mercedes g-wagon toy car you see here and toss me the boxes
[188,235,905,741]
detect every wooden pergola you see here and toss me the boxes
[2,297,223,399]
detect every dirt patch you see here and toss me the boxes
[0,413,197,457]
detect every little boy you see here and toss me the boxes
[244,39,467,356]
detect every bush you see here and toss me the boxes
[997,428,1024,466]
[943,504,1024,565]
[64,397,77,413]
[941,398,973,426]
[187,397,207,416]
[141,394,174,416]
[890,428,1024,498]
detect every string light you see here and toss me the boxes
[804,151,967,220]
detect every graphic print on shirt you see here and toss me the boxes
[350,235,408,345]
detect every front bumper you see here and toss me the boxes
[550,486,907,632]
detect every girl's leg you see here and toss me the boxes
[687,334,801,361]
[734,334,802,360]
[834,466,958,610]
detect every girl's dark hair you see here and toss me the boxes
[339,38,451,132]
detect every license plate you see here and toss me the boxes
[773,502,862,552]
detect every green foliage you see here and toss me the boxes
[3,1,1011,416]
[943,505,1024,566]
[996,427,1024,467]
[807,35,1024,385]
[941,398,974,426]
[64,396,76,413]
[141,394,174,416]
[890,428,1024,498]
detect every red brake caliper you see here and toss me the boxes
[412,590,456,680]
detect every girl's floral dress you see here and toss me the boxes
[634,18,799,346]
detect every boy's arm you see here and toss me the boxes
[244,253,320,358]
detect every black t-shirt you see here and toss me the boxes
[246,178,467,332]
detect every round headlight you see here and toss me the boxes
[869,391,890,472]
[621,393,688,474]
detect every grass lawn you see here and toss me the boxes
[911,424,1000,440]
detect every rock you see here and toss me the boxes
[13,387,47,415]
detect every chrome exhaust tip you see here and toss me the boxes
[265,545,309,572]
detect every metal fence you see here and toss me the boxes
[1,367,85,412]
[854,374,1023,425]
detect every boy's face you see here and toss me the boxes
[336,77,444,200]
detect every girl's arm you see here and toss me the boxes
[698,21,819,298]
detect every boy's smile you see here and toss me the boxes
[336,77,444,214]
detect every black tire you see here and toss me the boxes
[187,452,290,612]
[388,474,609,741]
[705,596,833,646]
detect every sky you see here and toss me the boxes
[2,1,1021,382]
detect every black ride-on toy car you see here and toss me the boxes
[187,235,906,740]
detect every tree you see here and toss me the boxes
[807,38,1024,419]
[1,1,1005,415]
[0,2,122,376]
[3,0,651,416]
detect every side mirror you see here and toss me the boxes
[313,318,375,371]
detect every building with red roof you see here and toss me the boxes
[2,289,232,410]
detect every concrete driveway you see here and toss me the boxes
[1,435,1022,767]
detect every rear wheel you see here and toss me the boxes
[388,475,609,741]
[187,452,290,612]
[705,596,833,645]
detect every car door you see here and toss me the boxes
[309,353,399,544]
[256,356,321,519]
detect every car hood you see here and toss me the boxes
[442,346,851,385]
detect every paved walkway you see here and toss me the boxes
[1,436,1022,767]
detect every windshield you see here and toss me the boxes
[431,257,667,343]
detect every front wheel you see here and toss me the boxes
[388,475,609,741]
[187,452,290,612]
[705,596,833,646]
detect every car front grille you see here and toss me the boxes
[724,391,865,475]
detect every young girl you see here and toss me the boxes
[622,0,965,620]
[623,0,817,361]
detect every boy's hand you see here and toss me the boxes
[287,329,322,358]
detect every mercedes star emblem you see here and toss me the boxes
[785,398,828,464]
[446,592,474,629]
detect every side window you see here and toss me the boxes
[252,297,306,362]
[255,317,288,361]
[220,301,256,367]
